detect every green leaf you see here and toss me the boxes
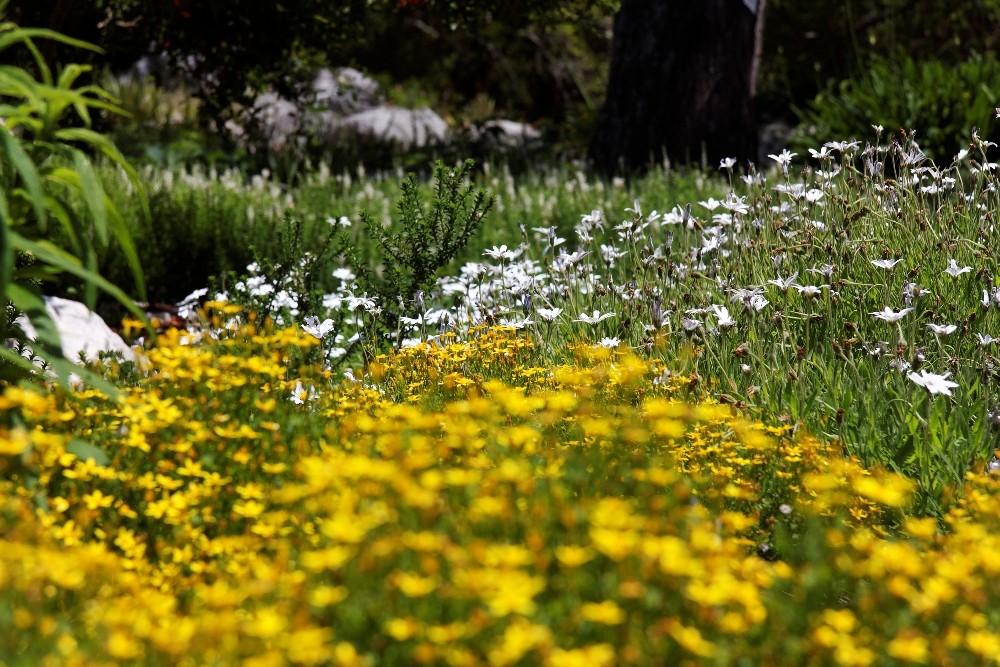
[7,282,62,358]
[0,125,46,229]
[71,150,108,246]
[0,191,11,294]
[8,232,154,340]
[65,439,110,466]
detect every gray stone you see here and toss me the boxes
[312,67,383,115]
[466,119,543,154]
[14,297,135,364]
[333,106,451,150]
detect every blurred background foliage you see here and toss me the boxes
[9,0,1000,170]
[7,0,1000,306]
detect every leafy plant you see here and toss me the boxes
[357,159,494,348]
[0,17,150,390]
[791,52,1000,161]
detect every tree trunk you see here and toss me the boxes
[591,0,767,175]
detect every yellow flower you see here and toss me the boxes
[546,643,615,667]
[887,632,929,663]
[554,545,595,568]
[385,617,421,641]
[82,489,114,510]
[580,600,626,625]
[393,571,438,598]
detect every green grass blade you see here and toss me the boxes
[0,125,46,228]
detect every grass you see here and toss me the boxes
[5,127,1000,664]
[86,158,720,304]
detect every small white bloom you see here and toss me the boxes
[332,267,356,282]
[289,380,319,404]
[710,304,735,328]
[719,157,737,170]
[976,333,997,346]
[768,149,797,167]
[870,307,914,323]
[483,244,520,260]
[536,307,563,322]
[768,272,799,290]
[574,310,616,325]
[926,323,957,335]
[681,317,702,332]
[908,369,959,396]
[794,284,825,297]
[302,316,335,339]
[944,259,972,277]
[597,337,621,349]
[871,258,903,270]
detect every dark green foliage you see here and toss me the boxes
[791,53,1000,161]
[358,159,494,347]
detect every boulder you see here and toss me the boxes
[312,67,383,115]
[332,106,451,150]
[14,297,135,364]
[466,119,543,154]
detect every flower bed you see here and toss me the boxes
[3,322,1000,665]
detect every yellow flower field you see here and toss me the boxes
[2,321,1000,665]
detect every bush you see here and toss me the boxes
[791,52,1000,161]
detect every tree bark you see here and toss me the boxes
[591,0,767,175]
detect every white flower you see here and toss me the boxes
[719,157,737,170]
[944,259,972,277]
[721,193,749,215]
[483,245,520,260]
[793,284,825,297]
[926,323,957,335]
[808,146,832,160]
[710,304,735,328]
[871,258,903,270]
[805,188,825,203]
[332,267,356,282]
[768,149,797,171]
[302,316,335,339]
[597,337,621,349]
[870,307,914,323]
[681,317,702,332]
[975,333,997,346]
[908,369,959,396]
[536,307,563,322]
[289,381,319,404]
[768,272,799,290]
[699,197,722,211]
[574,310,616,325]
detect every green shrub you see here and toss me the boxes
[0,17,149,391]
[791,52,1000,161]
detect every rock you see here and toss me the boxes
[244,91,304,153]
[466,119,543,154]
[332,106,451,150]
[14,297,135,364]
[312,67,383,115]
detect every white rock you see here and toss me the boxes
[312,67,383,115]
[468,119,543,153]
[334,106,450,150]
[14,296,135,364]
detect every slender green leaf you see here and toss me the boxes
[0,125,46,228]
[7,282,62,357]
[9,232,153,340]
[71,151,109,246]
[65,439,110,466]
